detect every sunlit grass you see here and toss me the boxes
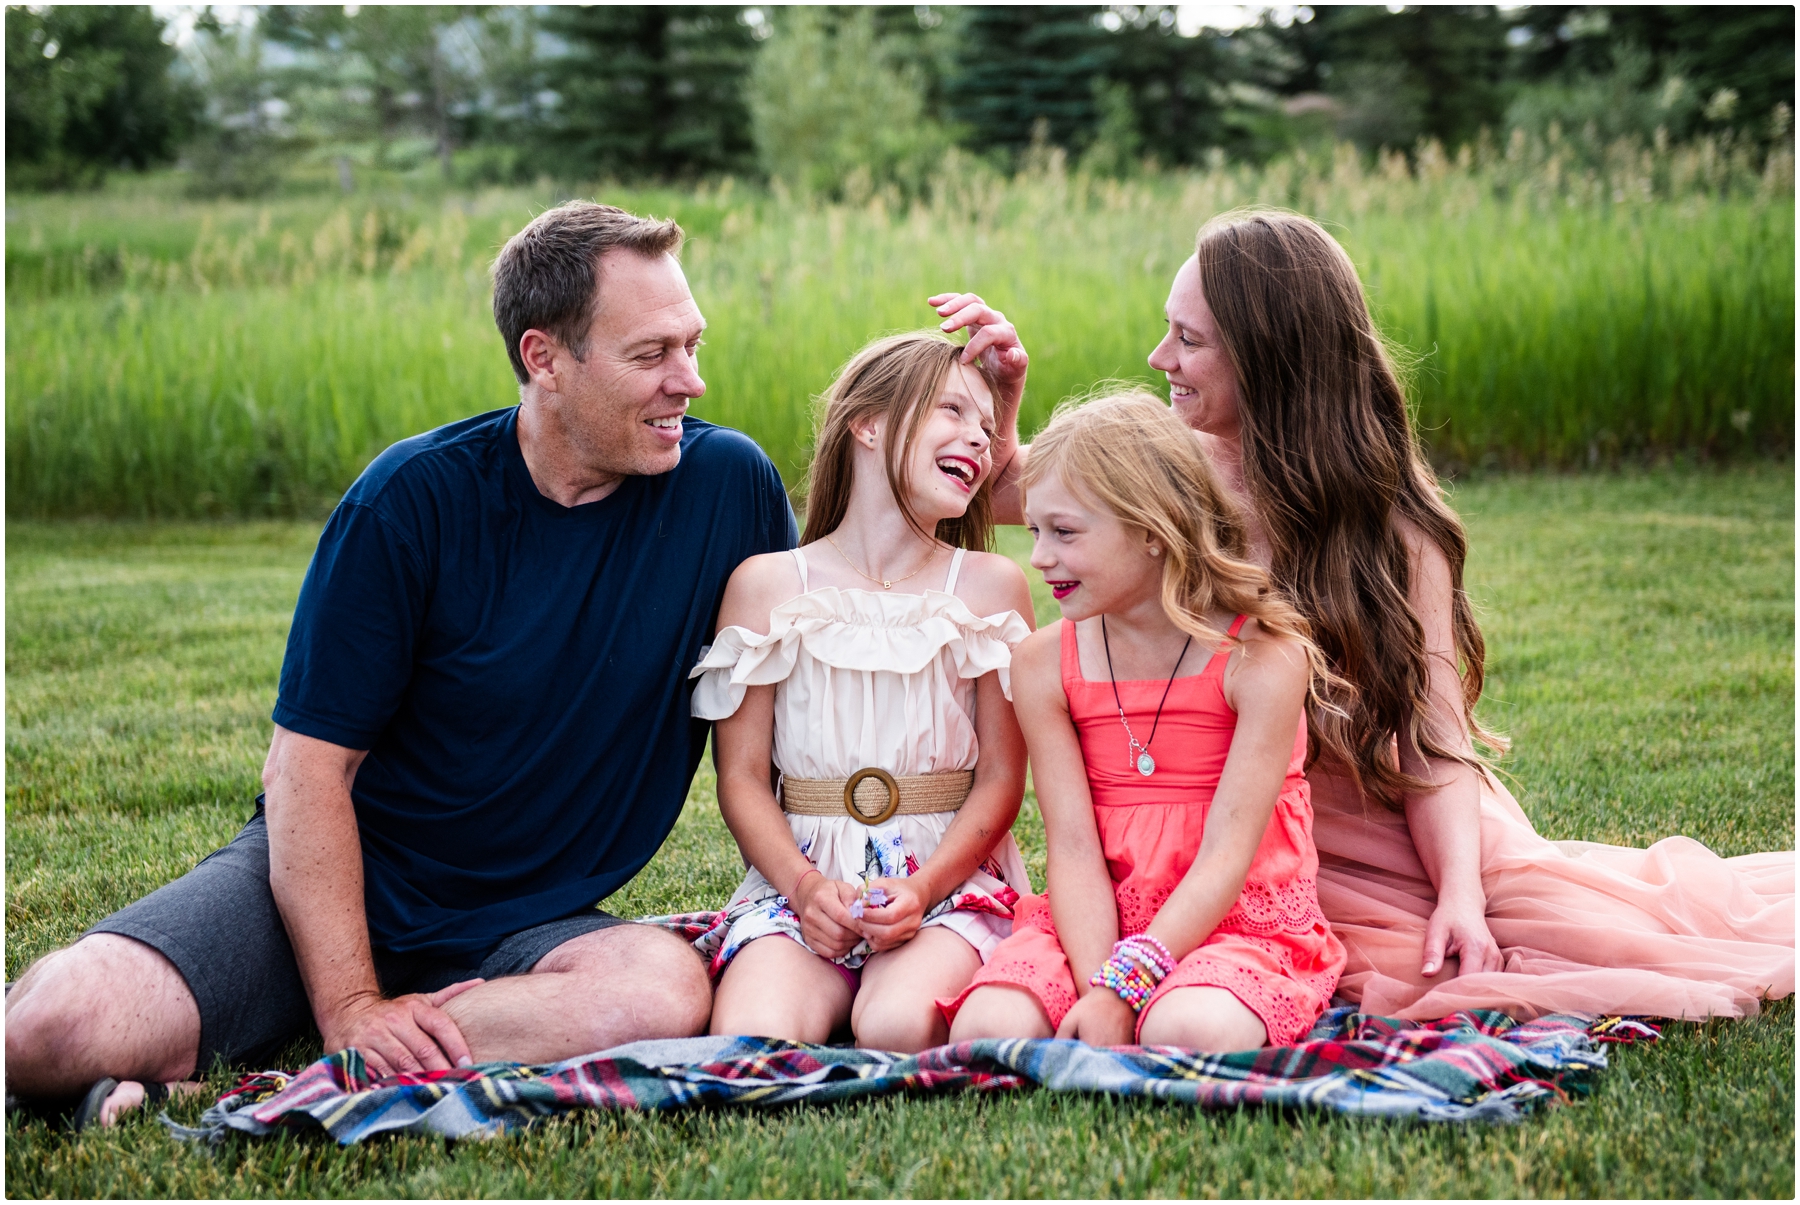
[4,466,1791,1197]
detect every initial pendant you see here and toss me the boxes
[1136,751,1156,776]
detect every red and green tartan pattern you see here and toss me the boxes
[166,1009,1655,1144]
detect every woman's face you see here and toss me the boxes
[1148,255,1242,440]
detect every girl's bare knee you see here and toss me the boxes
[1138,989,1267,1052]
[946,985,1052,1042]
[851,995,945,1054]
[709,943,844,1044]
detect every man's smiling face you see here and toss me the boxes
[555,249,707,481]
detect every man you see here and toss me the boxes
[6,202,797,1125]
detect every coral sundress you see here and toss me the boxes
[688,546,1034,976]
[944,615,1347,1046]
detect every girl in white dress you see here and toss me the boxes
[690,330,1036,1052]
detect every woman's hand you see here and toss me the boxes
[1055,988,1138,1047]
[792,874,864,960]
[928,292,1028,434]
[856,876,929,952]
[1422,888,1505,977]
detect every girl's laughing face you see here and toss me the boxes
[1025,468,1163,622]
[901,363,994,524]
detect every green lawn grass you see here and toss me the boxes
[5,466,1793,1198]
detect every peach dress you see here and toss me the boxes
[943,615,1347,1046]
[1312,762,1795,1021]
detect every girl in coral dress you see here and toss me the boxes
[940,210,1792,1025]
[946,393,1347,1050]
[690,330,1036,1052]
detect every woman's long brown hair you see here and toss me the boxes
[802,331,1002,551]
[1194,208,1505,807]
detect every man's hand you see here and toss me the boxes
[1422,890,1505,978]
[1055,987,1137,1047]
[791,875,864,960]
[856,876,929,952]
[321,978,483,1078]
[929,292,1029,435]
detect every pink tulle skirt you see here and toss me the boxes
[1311,763,1795,1021]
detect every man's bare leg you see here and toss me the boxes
[440,923,713,1064]
[5,935,204,1123]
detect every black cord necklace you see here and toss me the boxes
[1101,617,1192,777]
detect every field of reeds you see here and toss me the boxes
[6,132,1794,518]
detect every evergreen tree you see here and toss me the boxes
[1508,6,1794,128]
[263,5,480,177]
[1100,8,1296,167]
[1274,6,1511,151]
[6,5,199,188]
[947,6,1113,158]
[541,6,757,179]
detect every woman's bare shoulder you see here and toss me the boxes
[1392,514,1455,607]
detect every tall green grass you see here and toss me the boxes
[7,136,1793,517]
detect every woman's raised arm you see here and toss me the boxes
[930,292,1030,525]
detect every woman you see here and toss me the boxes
[930,211,1792,1022]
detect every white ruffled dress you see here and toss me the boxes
[688,546,1034,976]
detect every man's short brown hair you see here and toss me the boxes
[491,202,685,385]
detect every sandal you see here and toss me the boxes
[70,1079,168,1131]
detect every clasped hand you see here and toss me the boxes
[791,874,930,958]
[322,979,483,1079]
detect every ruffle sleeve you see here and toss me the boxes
[688,587,1032,719]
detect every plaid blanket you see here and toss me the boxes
[166,1010,1655,1145]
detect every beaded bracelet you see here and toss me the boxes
[1088,934,1178,1012]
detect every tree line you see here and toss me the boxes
[6,4,1793,195]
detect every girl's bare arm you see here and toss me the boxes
[1145,629,1308,958]
[1012,622,1120,987]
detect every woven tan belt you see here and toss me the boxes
[781,768,973,825]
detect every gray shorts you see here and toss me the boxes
[87,810,628,1069]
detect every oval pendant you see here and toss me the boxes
[1136,752,1156,776]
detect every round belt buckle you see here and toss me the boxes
[843,767,900,825]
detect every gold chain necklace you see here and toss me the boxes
[824,535,940,590]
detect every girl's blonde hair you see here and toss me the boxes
[803,331,1003,551]
[1022,391,1352,763]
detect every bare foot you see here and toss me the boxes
[95,1080,204,1127]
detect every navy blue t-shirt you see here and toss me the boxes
[272,407,796,962]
